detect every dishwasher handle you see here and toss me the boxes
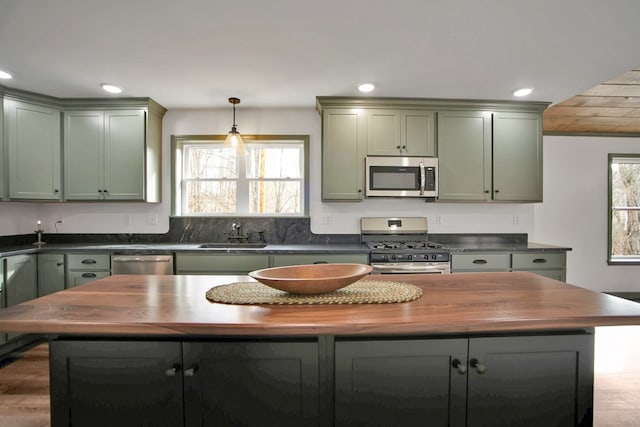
[111,256,173,263]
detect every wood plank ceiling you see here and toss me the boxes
[543,69,640,135]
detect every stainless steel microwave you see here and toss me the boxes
[365,156,438,198]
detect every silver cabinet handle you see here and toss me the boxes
[472,259,488,264]
[184,365,199,377]
[165,364,181,377]
[451,358,467,375]
[470,358,486,374]
[532,258,548,264]
[81,273,96,278]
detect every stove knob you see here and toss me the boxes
[408,254,413,261]
[391,254,397,261]
[431,254,437,260]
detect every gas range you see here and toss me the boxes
[361,217,450,274]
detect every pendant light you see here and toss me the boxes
[224,97,246,156]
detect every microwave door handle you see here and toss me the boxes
[419,162,425,196]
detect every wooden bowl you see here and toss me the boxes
[249,263,373,295]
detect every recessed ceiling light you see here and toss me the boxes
[0,70,12,79]
[513,88,533,97]
[101,83,123,94]
[358,83,375,93]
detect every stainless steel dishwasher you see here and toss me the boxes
[111,254,174,275]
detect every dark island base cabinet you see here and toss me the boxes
[49,333,594,427]
[50,340,320,427]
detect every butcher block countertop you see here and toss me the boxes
[1,272,640,337]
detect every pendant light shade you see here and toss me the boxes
[224,97,246,156]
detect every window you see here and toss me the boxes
[609,154,640,264]
[172,135,308,216]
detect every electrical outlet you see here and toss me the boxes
[145,214,158,226]
[320,215,333,225]
[434,216,442,225]
[513,215,519,225]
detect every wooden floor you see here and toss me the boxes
[0,327,639,427]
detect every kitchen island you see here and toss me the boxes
[1,272,639,427]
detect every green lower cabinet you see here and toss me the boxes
[452,251,567,281]
[37,253,66,296]
[175,253,270,274]
[2,254,37,341]
[271,253,369,267]
[511,252,567,282]
[451,252,510,272]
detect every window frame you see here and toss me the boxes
[608,153,640,265]
[171,134,309,217]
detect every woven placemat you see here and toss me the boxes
[205,280,423,305]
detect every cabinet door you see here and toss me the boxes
[183,340,319,427]
[322,109,366,200]
[49,340,184,427]
[64,111,104,200]
[103,110,146,200]
[467,334,594,427]
[66,271,110,288]
[366,109,435,156]
[175,253,270,274]
[5,99,62,200]
[451,252,510,272]
[4,254,37,340]
[0,260,5,345]
[335,338,468,427]
[403,110,435,156]
[38,253,65,296]
[367,109,401,155]
[0,97,4,199]
[437,111,492,201]
[493,112,543,202]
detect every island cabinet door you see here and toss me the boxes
[182,340,320,427]
[334,338,468,427]
[466,334,594,427]
[49,340,184,427]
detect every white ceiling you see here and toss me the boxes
[1,0,639,109]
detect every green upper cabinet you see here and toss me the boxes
[0,92,4,200]
[65,109,145,200]
[438,111,492,201]
[64,99,165,202]
[438,110,544,202]
[366,109,435,156]
[492,112,543,202]
[4,98,62,200]
[321,108,367,201]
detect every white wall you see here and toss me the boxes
[532,135,640,292]
[7,107,640,292]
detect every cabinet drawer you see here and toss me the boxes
[451,253,510,271]
[67,254,110,270]
[175,253,270,274]
[271,254,369,267]
[67,270,111,288]
[511,253,566,270]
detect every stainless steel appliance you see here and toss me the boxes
[361,217,450,274]
[365,156,438,198]
[111,255,174,275]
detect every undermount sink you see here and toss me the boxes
[198,243,268,248]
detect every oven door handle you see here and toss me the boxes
[371,263,449,273]
[419,161,425,196]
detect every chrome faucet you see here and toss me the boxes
[231,223,241,236]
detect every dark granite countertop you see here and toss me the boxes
[0,243,371,258]
[0,241,572,258]
[443,242,572,253]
